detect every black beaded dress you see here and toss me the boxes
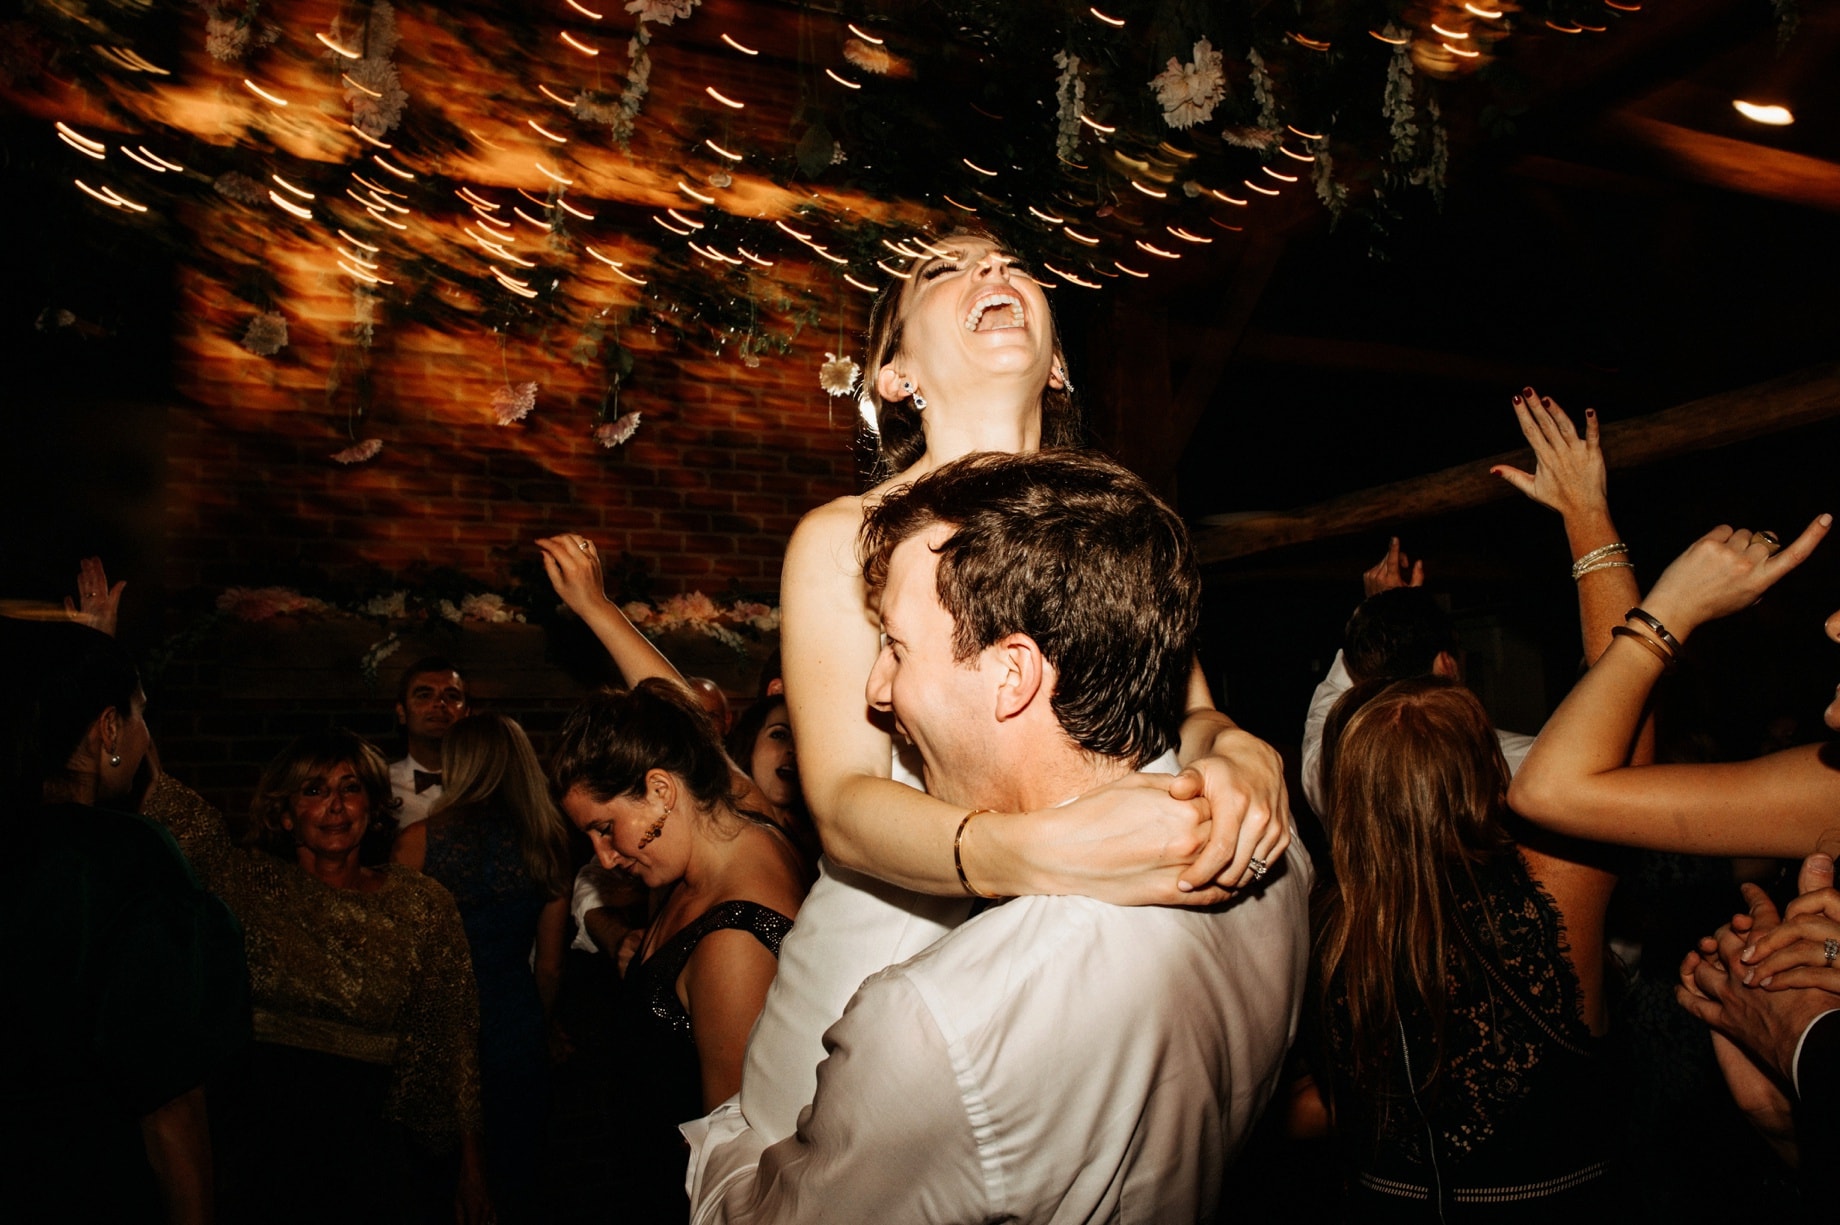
[1326,850,1620,1221]
[617,898,793,1223]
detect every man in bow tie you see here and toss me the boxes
[388,656,471,828]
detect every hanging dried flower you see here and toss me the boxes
[492,381,538,425]
[572,91,620,124]
[1248,46,1278,130]
[625,0,699,25]
[1383,31,1418,164]
[331,438,383,465]
[1222,126,1280,150]
[241,311,289,356]
[1053,51,1084,162]
[205,16,250,61]
[819,352,860,397]
[612,29,652,148]
[345,57,407,137]
[593,411,642,448]
[363,2,401,58]
[842,39,909,77]
[1312,140,1349,223]
[213,171,264,204]
[1149,38,1225,130]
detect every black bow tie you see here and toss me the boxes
[413,770,442,795]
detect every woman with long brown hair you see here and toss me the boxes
[394,712,572,1224]
[1315,678,1620,1218]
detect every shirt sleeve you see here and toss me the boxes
[570,862,617,953]
[387,879,484,1144]
[1300,651,1351,817]
[1495,728,1538,778]
[688,971,989,1225]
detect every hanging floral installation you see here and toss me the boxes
[8,0,1668,461]
[819,352,861,397]
[1150,38,1225,131]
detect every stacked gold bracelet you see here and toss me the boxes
[954,808,1000,899]
[1571,542,1630,581]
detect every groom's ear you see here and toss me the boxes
[990,633,1047,722]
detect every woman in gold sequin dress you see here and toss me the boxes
[143,730,489,1225]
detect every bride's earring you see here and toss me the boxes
[900,379,927,411]
[1052,364,1073,394]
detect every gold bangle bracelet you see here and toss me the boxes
[1611,625,1677,673]
[953,808,999,899]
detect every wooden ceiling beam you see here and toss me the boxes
[1192,360,1840,564]
[1600,112,1840,213]
[1218,328,1600,391]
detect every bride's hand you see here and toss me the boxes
[1171,730,1291,894]
[1019,772,1230,906]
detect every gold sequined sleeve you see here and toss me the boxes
[384,871,484,1146]
[140,773,241,900]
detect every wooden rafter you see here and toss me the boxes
[1192,361,1840,564]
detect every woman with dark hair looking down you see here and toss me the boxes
[554,678,806,1221]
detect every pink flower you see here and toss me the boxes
[593,411,642,448]
[331,438,383,464]
[492,381,538,425]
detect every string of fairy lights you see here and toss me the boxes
[22,0,1668,459]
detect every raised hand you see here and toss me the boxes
[63,556,126,637]
[535,533,611,618]
[1637,515,1831,642]
[1490,388,1608,521]
[1362,537,1423,599]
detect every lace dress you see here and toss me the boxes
[422,808,555,1223]
[1326,850,1618,1221]
[617,899,794,1222]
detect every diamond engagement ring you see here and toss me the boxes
[1825,937,1838,967]
[576,537,592,553]
[1246,856,1269,882]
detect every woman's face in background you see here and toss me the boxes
[285,761,372,860]
[748,702,798,811]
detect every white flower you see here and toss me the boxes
[241,311,289,356]
[459,593,520,623]
[593,411,641,448]
[819,352,860,397]
[436,599,463,624]
[492,381,538,425]
[625,0,698,25]
[331,438,383,465]
[361,590,409,617]
[359,633,401,681]
[1150,37,1225,130]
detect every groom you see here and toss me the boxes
[687,450,1310,1223]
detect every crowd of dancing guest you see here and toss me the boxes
[6,228,1840,1225]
